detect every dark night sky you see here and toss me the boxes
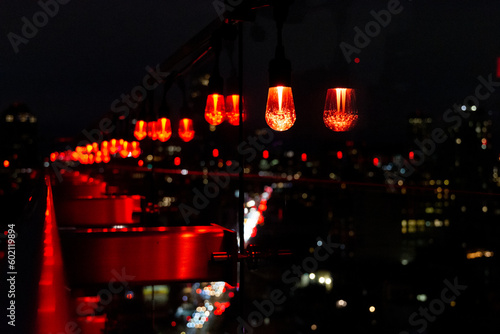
[1,0,500,149]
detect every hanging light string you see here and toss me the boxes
[177,77,195,142]
[269,0,291,88]
[205,30,226,126]
[323,1,359,132]
[156,77,174,142]
[265,0,296,131]
[133,93,148,140]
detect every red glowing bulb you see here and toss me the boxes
[178,118,195,142]
[95,151,102,164]
[323,88,358,132]
[225,94,245,126]
[156,117,172,142]
[134,120,147,140]
[109,139,119,155]
[101,141,109,154]
[130,141,141,158]
[265,86,296,131]
[147,121,158,140]
[119,141,130,158]
[205,93,226,125]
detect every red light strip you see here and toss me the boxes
[497,57,500,78]
[37,176,72,332]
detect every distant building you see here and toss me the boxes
[0,102,40,168]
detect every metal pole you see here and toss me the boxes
[237,20,246,333]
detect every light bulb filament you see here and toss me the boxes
[277,86,283,112]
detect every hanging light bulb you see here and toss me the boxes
[323,88,358,131]
[324,1,360,132]
[205,93,226,125]
[157,117,172,142]
[130,141,141,158]
[144,89,159,140]
[75,146,84,162]
[204,30,226,126]
[265,86,295,131]
[178,118,195,142]
[109,139,119,155]
[70,151,79,161]
[101,140,109,155]
[132,91,148,140]
[266,1,295,131]
[156,82,172,142]
[134,120,147,140]
[147,121,158,140]
[119,141,130,158]
[177,78,195,142]
[95,151,103,164]
[225,94,245,126]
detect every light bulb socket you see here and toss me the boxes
[180,104,194,119]
[269,53,291,87]
[145,90,155,122]
[332,59,351,88]
[158,100,170,118]
[208,72,224,95]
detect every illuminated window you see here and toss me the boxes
[408,220,416,233]
[417,220,425,232]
